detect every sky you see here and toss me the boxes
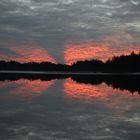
[0,0,140,64]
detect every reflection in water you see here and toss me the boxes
[64,41,140,65]
[71,75,140,94]
[64,78,139,101]
[0,79,56,100]
[0,73,140,95]
[0,78,140,139]
[1,77,139,102]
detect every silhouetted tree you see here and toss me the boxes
[71,52,140,72]
[0,52,140,72]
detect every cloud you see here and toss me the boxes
[64,34,140,65]
[131,0,139,5]
[64,41,110,65]
[0,0,139,63]
[0,41,57,63]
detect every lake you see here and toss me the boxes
[0,75,140,140]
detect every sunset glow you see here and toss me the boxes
[64,78,139,101]
[0,79,56,100]
[64,39,140,65]
[0,0,140,138]
[0,42,57,64]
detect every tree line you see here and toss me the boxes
[0,52,140,72]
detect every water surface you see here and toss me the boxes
[0,77,140,140]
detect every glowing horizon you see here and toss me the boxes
[0,41,57,64]
[0,40,139,65]
[64,41,140,65]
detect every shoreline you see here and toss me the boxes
[0,71,140,75]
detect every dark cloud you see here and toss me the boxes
[0,0,139,63]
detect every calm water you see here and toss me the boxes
[0,78,140,140]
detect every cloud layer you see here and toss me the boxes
[0,0,140,63]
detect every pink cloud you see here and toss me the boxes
[64,36,140,65]
[0,41,57,64]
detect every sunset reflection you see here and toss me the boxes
[64,41,140,65]
[64,78,139,101]
[0,79,56,100]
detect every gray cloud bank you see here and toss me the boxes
[0,0,140,63]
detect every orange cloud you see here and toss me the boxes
[64,42,110,65]
[64,37,140,65]
[0,41,57,63]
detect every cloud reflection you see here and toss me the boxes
[0,79,56,100]
[64,78,139,101]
